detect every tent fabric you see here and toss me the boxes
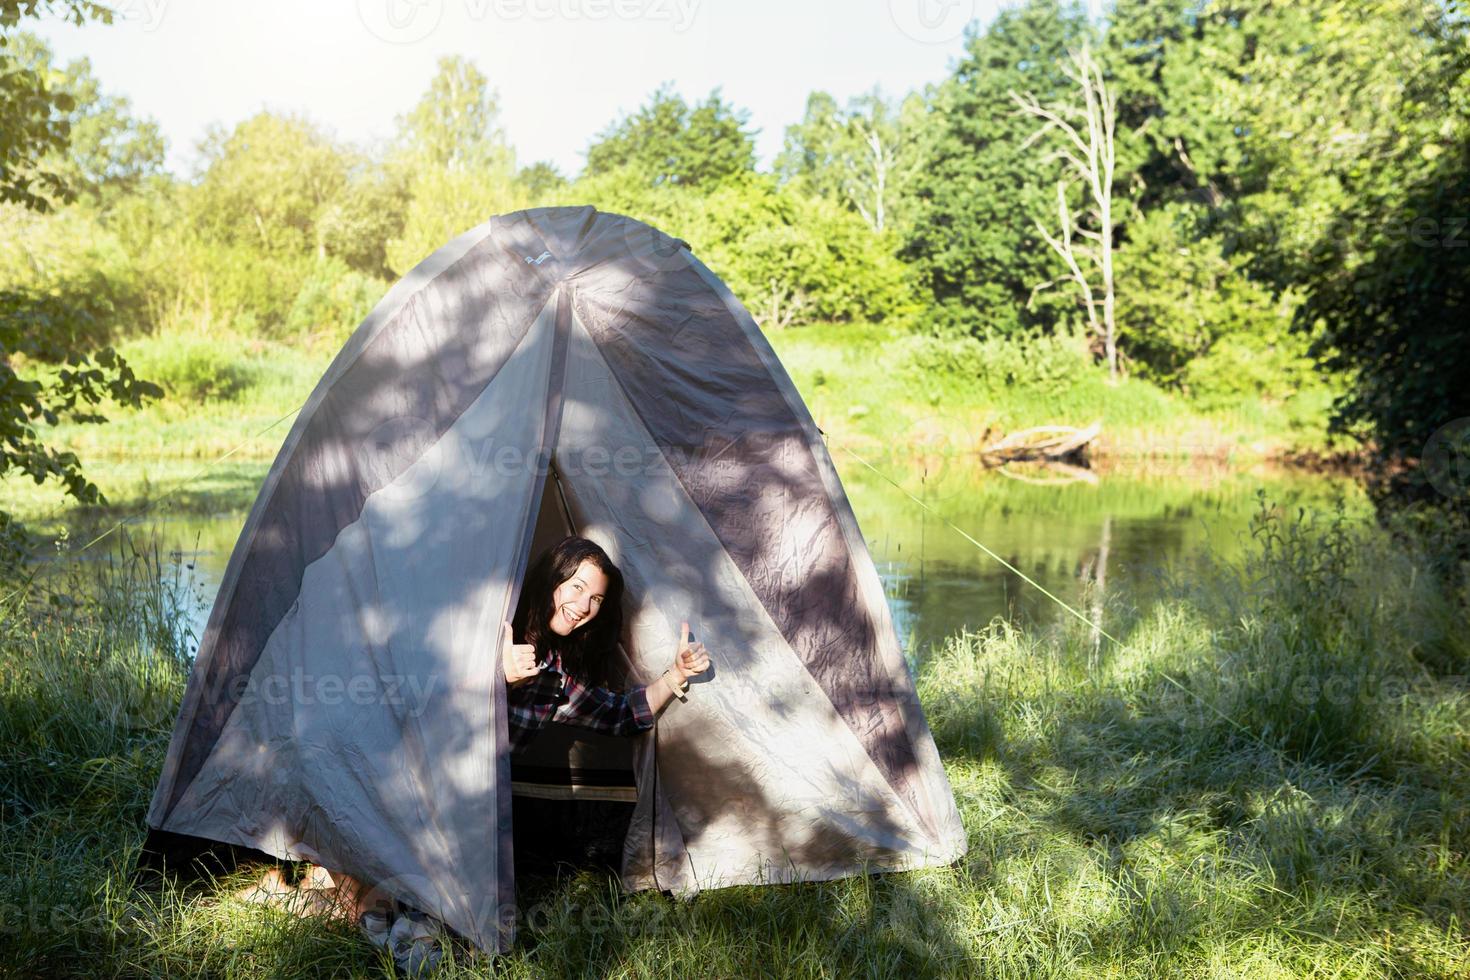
[145,206,967,953]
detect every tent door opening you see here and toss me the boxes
[510,463,639,876]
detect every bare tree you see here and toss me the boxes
[846,111,892,233]
[1012,44,1120,381]
[780,90,919,236]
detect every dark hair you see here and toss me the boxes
[511,535,625,690]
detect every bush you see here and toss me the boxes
[284,258,385,349]
[898,327,1094,399]
[164,240,316,338]
[118,333,260,402]
[569,171,917,328]
[1187,495,1469,772]
[1180,331,1321,412]
[0,204,150,343]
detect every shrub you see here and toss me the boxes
[898,327,1093,399]
[569,171,917,328]
[1186,496,1468,772]
[284,258,385,349]
[118,333,260,402]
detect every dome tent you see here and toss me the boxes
[143,206,967,953]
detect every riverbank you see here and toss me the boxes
[768,322,1342,465]
[1,323,1347,528]
[1,502,1465,977]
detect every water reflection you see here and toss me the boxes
[6,455,1367,671]
[845,455,1367,661]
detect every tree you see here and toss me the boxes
[902,0,1092,336]
[317,159,408,279]
[1,4,162,563]
[1013,44,1121,380]
[1102,0,1466,491]
[584,84,756,189]
[1287,3,1470,504]
[191,112,350,256]
[394,55,514,174]
[6,32,165,206]
[0,1,112,209]
[515,160,566,200]
[778,89,921,235]
[382,56,521,274]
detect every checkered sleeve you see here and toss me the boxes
[505,669,566,750]
[552,674,655,737]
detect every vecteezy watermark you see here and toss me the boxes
[1423,418,1470,500]
[357,0,700,44]
[368,414,444,504]
[111,0,168,32]
[357,0,446,43]
[208,668,441,716]
[352,415,815,508]
[887,0,976,45]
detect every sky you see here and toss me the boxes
[23,0,1088,179]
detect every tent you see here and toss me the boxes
[143,206,967,952]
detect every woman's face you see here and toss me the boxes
[547,559,608,636]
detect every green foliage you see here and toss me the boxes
[572,170,914,328]
[189,111,349,255]
[515,160,566,200]
[1284,5,1470,504]
[777,88,923,236]
[376,54,524,273]
[316,164,408,279]
[902,0,1091,337]
[385,166,527,276]
[393,54,514,174]
[5,32,165,206]
[1089,0,1470,462]
[0,202,149,330]
[584,84,756,189]
[116,333,262,403]
[1113,203,1319,405]
[167,240,318,337]
[1190,496,1469,771]
[0,3,113,210]
[690,179,915,327]
[0,4,161,533]
[283,257,384,350]
[899,327,1092,400]
[0,286,161,503]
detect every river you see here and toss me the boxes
[18,454,1364,665]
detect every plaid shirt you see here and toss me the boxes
[505,645,654,752]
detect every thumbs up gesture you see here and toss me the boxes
[501,621,540,687]
[670,621,712,683]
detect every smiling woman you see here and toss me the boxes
[503,535,710,747]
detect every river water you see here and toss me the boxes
[42,455,1363,664]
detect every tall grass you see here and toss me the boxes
[767,323,1337,461]
[1,506,1467,977]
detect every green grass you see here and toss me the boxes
[16,330,329,468]
[1,502,1466,977]
[5,320,1336,526]
[766,322,1339,462]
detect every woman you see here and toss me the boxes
[238,536,711,961]
[502,535,711,745]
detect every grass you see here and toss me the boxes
[1,501,1466,977]
[766,321,1340,462]
[4,320,1337,522]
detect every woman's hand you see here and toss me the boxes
[502,620,540,687]
[670,621,712,682]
